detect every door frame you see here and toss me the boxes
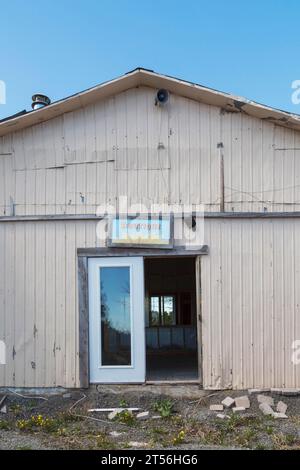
[78,247,207,387]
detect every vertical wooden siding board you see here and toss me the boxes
[251,117,263,212]
[45,222,56,386]
[4,224,16,385]
[283,220,294,386]
[168,93,179,204]
[188,100,200,205]
[65,223,77,387]
[105,97,117,204]
[24,223,36,386]
[135,88,148,205]
[55,222,67,386]
[14,223,26,386]
[115,91,128,200]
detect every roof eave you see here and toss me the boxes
[1,68,300,137]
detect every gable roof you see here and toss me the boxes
[1,67,300,137]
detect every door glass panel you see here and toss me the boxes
[100,266,131,366]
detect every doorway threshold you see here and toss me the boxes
[145,380,200,385]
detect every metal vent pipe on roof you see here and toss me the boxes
[31,94,51,110]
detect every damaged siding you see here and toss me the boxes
[2,86,300,217]
[2,83,300,389]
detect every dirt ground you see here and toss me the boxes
[1,386,300,450]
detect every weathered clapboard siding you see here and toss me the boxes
[2,86,300,217]
[1,217,300,388]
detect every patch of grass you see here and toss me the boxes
[152,399,174,418]
[95,432,116,450]
[16,446,32,450]
[189,414,269,449]
[272,432,298,450]
[26,400,37,411]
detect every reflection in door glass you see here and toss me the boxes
[100,266,131,366]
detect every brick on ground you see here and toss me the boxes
[257,394,274,406]
[136,411,149,420]
[273,412,288,419]
[233,407,246,413]
[210,404,224,411]
[221,396,235,408]
[276,401,288,414]
[248,388,270,395]
[271,388,300,397]
[217,413,229,419]
[259,402,274,416]
[235,395,250,409]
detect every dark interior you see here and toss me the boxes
[144,257,199,381]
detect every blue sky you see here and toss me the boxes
[1,0,300,119]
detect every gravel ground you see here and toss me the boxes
[0,388,300,450]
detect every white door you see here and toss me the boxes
[88,257,145,383]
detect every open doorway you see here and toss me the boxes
[144,257,199,382]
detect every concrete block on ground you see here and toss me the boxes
[248,388,270,395]
[271,388,300,396]
[233,407,246,413]
[273,412,288,419]
[259,403,274,416]
[235,396,250,409]
[109,431,124,437]
[62,393,71,399]
[276,401,288,415]
[257,395,274,406]
[210,404,224,411]
[136,411,150,420]
[217,413,229,419]
[128,441,149,448]
[221,397,235,408]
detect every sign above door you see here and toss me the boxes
[108,215,173,249]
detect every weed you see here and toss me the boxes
[153,399,174,418]
[0,420,10,430]
[10,403,22,415]
[119,399,129,408]
[17,414,60,433]
[115,410,136,426]
[172,430,186,446]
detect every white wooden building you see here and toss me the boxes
[1,68,300,389]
